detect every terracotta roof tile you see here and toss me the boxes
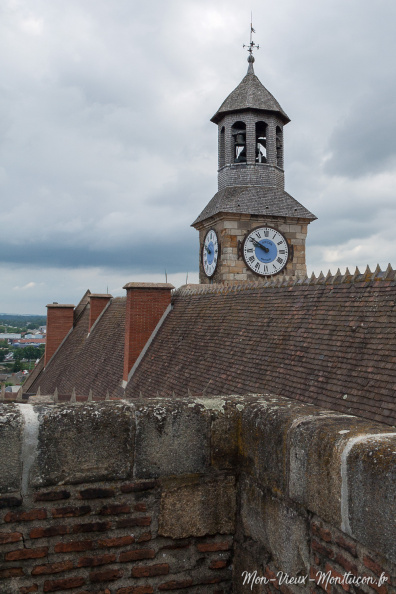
[125,276,396,427]
[27,298,126,398]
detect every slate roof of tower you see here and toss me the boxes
[211,71,290,124]
[192,186,317,225]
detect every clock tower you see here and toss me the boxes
[192,46,316,284]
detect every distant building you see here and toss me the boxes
[0,333,21,340]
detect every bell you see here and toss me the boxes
[235,133,245,145]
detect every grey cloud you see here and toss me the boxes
[325,82,396,178]
[0,232,197,273]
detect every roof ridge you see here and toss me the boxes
[174,264,396,296]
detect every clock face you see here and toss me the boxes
[202,229,219,278]
[243,226,289,276]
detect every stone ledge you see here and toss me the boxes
[0,394,394,564]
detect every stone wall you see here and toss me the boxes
[0,395,395,593]
[198,214,309,283]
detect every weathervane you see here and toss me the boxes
[243,12,259,56]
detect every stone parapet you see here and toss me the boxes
[0,395,395,592]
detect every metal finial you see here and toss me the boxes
[243,12,259,73]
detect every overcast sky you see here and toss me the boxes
[1,0,396,314]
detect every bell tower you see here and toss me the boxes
[192,35,316,284]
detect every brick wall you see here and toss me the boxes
[44,305,74,366]
[1,395,395,593]
[0,479,233,593]
[123,284,173,382]
[89,295,112,332]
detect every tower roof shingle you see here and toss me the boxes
[192,185,316,226]
[211,69,290,125]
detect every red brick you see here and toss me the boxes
[120,481,159,493]
[54,540,93,553]
[52,505,91,518]
[116,517,151,529]
[363,555,389,579]
[78,554,116,567]
[199,577,223,585]
[209,560,228,569]
[32,561,74,575]
[5,547,48,561]
[99,504,130,515]
[311,522,332,542]
[310,567,331,594]
[363,574,388,594]
[123,285,172,381]
[4,509,47,522]
[265,567,280,590]
[158,580,193,591]
[0,531,23,544]
[98,535,134,548]
[134,503,147,512]
[334,553,358,575]
[334,534,357,557]
[117,586,154,594]
[45,304,74,365]
[43,576,85,592]
[79,488,115,500]
[0,567,24,578]
[324,563,349,592]
[119,548,155,563]
[89,294,112,330]
[161,540,190,550]
[72,521,111,534]
[90,568,123,582]
[0,496,22,509]
[131,564,169,578]
[34,490,70,502]
[197,541,232,552]
[30,525,69,539]
[311,539,334,559]
[20,586,38,593]
[137,531,152,543]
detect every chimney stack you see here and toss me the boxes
[89,294,112,332]
[123,282,174,383]
[45,303,75,366]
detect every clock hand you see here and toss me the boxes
[251,237,270,253]
[204,245,211,254]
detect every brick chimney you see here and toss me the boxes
[123,282,174,383]
[45,303,75,366]
[89,294,112,332]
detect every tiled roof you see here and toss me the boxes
[211,72,290,124]
[125,267,396,427]
[27,297,126,398]
[192,186,316,225]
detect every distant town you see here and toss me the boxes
[0,313,47,394]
